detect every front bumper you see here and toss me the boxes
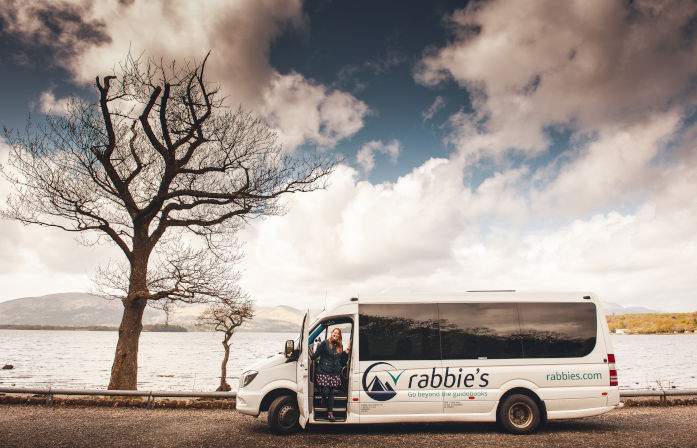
[236,388,262,417]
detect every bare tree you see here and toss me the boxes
[197,296,254,391]
[1,53,335,390]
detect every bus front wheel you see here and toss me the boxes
[497,394,541,435]
[267,395,300,435]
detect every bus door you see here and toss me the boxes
[296,311,309,428]
[308,318,355,423]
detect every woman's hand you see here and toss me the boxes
[345,341,351,353]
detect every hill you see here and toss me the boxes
[0,293,304,331]
[600,302,663,315]
[0,293,154,326]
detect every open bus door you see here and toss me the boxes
[296,310,309,428]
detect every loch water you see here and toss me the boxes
[0,330,695,391]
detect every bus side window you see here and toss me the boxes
[439,303,522,360]
[359,304,439,361]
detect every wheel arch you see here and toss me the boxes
[260,388,296,412]
[497,387,547,423]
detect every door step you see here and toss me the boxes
[312,390,348,422]
[313,417,347,423]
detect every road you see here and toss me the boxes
[1,404,695,447]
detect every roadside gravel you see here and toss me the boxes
[1,404,696,447]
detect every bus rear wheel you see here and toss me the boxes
[498,394,541,435]
[267,395,300,435]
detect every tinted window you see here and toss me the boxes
[518,302,597,358]
[359,304,440,361]
[439,303,523,359]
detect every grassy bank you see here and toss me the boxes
[606,312,697,334]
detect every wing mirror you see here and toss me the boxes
[284,339,294,358]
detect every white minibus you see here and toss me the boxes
[236,291,620,434]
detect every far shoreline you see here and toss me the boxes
[2,324,697,335]
[0,325,298,333]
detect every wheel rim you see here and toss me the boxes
[508,401,533,429]
[278,404,299,430]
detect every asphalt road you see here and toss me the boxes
[1,404,696,448]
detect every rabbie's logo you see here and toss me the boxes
[362,363,492,402]
[362,362,405,401]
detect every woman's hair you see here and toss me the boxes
[329,328,343,353]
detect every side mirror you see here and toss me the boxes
[284,339,294,358]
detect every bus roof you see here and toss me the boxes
[349,291,597,304]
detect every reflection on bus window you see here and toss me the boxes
[359,304,440,361]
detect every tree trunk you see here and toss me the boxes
[108,235,151,390]
[108,298,147,390]
[217,335,231,392]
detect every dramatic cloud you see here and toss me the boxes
[233,0,697,312]
[356,139,401,173]
[416,0,697,159]
[0,0,369,152]
[3,0,697,313]
[0,0,110,61]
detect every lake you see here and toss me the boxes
[0,330,696,391]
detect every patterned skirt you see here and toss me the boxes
[315,373,341,388]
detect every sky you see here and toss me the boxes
[1,0,697,312]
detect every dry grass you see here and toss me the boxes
[606,312,697,334]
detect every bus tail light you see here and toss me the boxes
[608,354,618,386]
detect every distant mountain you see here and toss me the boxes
[600,302,664,315]
[240,305,305,332]
[0,293,153,326]
[0,293,305,331]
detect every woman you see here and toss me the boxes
[310,327,350,422]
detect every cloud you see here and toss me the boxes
[0,0,368,152]
[0,0,110,62]
[238,160,471,298]
[422,95,446,121]
[532,111,683,216]
[238,138,697,311]
[38,90,71,116]
[356,139,401,173]
[0,140,119,299]
[416,0,697,159]
[261,72,370,151]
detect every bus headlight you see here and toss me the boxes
[240,370,258,388]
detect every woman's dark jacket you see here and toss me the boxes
[311,339,347,376]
